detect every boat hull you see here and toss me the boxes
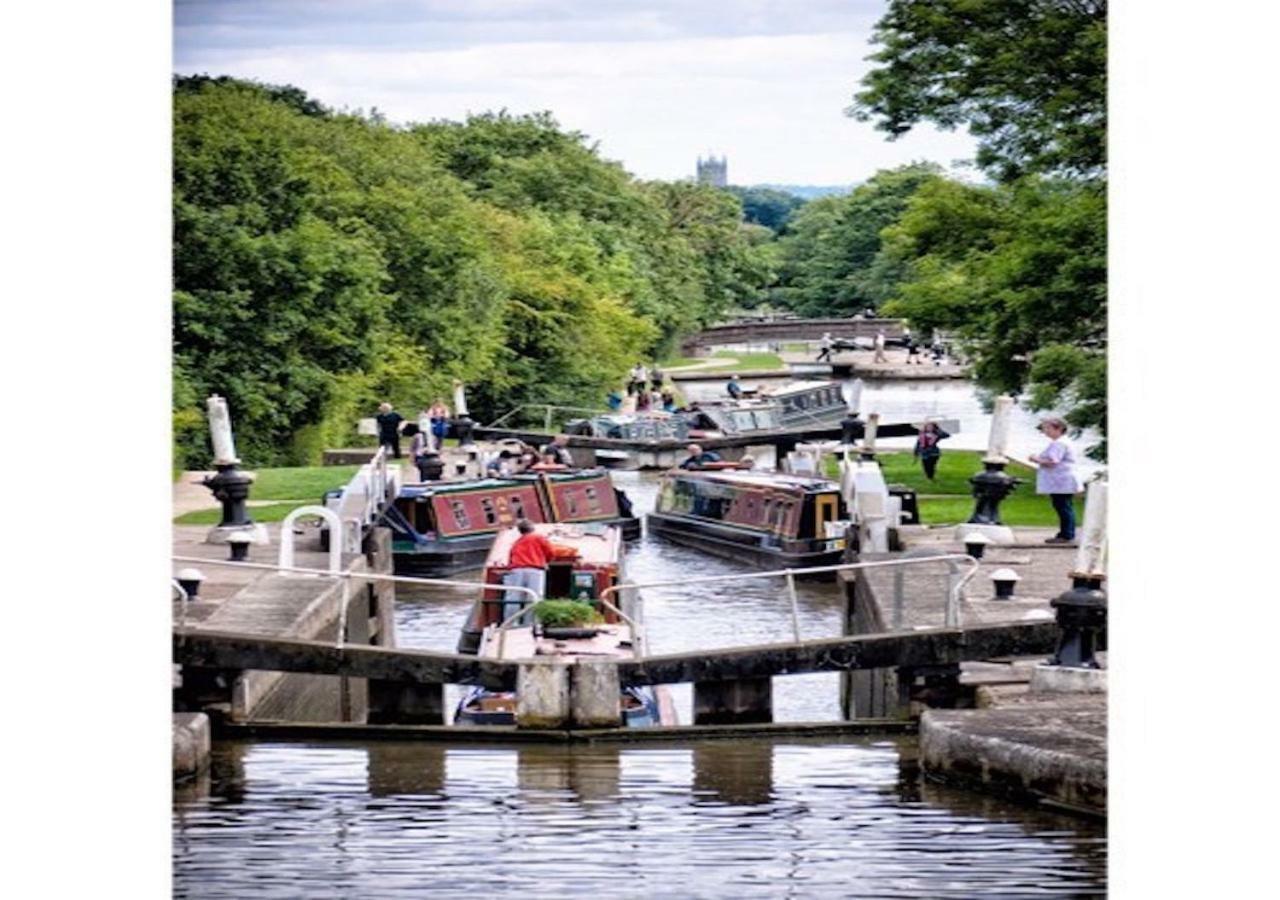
[645,512,844,574]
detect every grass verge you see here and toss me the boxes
[824,450,1083,528]
[174,502,313,526]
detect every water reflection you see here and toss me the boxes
[174,737,1106,897]
[516,744,621,804]
[691,740,775,806]
[367,742,447,797]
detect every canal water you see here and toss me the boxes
[173,470,1107,896]
[679,374,1104,477]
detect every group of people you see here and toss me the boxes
[813,327,947,366]
[913,414,1081,543]
[375,399,452,459]
[376,399,454,481]
[484,435,576,478]
[610,362,676,413]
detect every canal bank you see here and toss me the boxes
[840,518,1107,816]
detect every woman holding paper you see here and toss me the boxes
[1028,417,1078,544]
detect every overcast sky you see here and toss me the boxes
[173,0,980,186]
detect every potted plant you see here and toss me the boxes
[533,598,604,637]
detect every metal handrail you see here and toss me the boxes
[169,555,542,652]
[599,553,981,639]
[485,403,608,430]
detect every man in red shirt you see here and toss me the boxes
[502,520,575,623]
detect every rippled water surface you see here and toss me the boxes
[173,468,1106,896]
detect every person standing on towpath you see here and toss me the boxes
[816,332,833,362]
[375,402,404,459]
[1027,416,1079,544]
[913,421,949,481]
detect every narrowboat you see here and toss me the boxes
[453,523,676,727]
[754,380,851,429]
[679,380,857,437]
[564,411,689,442]
[326,468,639,577]
[646,468,851,569]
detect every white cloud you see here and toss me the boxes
[176,7,980,185]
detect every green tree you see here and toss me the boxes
[879,177,1107,456]
[849,0,1107,182]
[726,186,807,233]
[776,163,942,315]
[173,80,769,467]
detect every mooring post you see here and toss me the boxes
[959,394,1020,543]
[838,375,864,448]
[859,412,881,462]
[1047,479,1108,669]
[452,379,477,447]
[201,395,269,559]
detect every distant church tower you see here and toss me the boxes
[696,155,728,188]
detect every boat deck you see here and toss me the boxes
[479,624,637,660]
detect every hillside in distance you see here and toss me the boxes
[748,183,856,199]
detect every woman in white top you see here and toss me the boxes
[1027,416,1078,544]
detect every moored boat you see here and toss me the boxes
[646,468,851,570]
[453,523,676,727]
[327,467,639,577]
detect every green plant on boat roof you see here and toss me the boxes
[534,599,604,628]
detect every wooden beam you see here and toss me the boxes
[616,622,1059,686]
[176,621,1057,689]
[174,629,517,689]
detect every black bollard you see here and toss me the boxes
[990,568,1020,600]
[840,413,863,446]
[1048,575,1107,668]
[452,415,476,446]
[421,451,445,481]
[202,464,255,530]
[967,459,1021,525]
[227,532,252,562]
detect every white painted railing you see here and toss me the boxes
[278,505,343,574]
[333,445,398,553]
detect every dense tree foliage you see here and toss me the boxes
[173,79,768,467]
[878,177,1107,456]
[775,164,942,316]
[849,0,1107,182]
[726,186,807,233]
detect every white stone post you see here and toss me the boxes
[862,412,880,456]
[206,395,239,465]
[841,378,864,414]
[985,394,1013,462]
[1073,479,1108,577]
[452,379,469,417]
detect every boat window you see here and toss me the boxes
[584,485,603,514]
[510,495,525,519]
[450,499,470,530]
[480,497,497,525]
[565,489,580,517]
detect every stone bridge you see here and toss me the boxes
[681,317,905,354]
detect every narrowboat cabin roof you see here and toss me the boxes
[667,468,840,494]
